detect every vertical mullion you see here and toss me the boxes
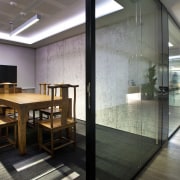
[86,0,96,179]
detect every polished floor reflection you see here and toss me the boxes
[169,90,180,136]
[169,90,180,106]
[136,128,180,180]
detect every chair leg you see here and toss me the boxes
[50,131,54,155]
[72,125,76,149]
[14,125,17,147]
[39,111,41,120]
[6,127,9,137]
[38,126,43,150]
[33,110,36,126]
[1,107,6,115]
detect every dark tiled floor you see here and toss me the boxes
[0,120,86,180]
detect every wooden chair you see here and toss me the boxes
[39,83,63,119]
[0,82,17,116]
[28,82,50,127]
[0,83,18,148]
[38,84,78,155]
[0,115,17,148]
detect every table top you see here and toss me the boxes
[0,93,62,104]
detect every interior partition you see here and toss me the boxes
[168,16,180,136]
[95,0,163,179]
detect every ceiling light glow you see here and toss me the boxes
[0,32,31,44]
[0,0,123,44]
[31,13,85,43]
[96,0,123,18]
[168,42,173,47]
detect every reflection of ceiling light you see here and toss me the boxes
[0,0,123,44]
[96,0,123,17]
[169,55,180,60]
[19,12,27,16]
[168,42,174,47]
[170,67,180,71]
[10,14,41,36]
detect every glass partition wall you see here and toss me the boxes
[95,0,162,179]
[169,17,180,136]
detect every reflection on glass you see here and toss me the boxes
[95,0,162,179]
[168,16,180,136]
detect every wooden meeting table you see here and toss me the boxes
[0,93,71,155]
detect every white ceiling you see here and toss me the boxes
[0,0,179,48]
[0,0,86,47]
[160,0,180,27]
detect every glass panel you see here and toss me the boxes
[95,0,162,179]
[169,17,180,136]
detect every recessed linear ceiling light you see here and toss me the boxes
[0,0,123,44]
[10,14,41,36]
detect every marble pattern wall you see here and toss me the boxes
[36,35,85,120]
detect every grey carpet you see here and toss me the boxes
[0,122,160,180]
[0,127,85,180]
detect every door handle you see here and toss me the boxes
[87,82,91,109]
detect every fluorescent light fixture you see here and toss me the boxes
[0,0,123,44]
[168,42,173,47]
[10,14,40,36]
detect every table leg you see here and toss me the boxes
[18,107,28,155]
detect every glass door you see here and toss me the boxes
[95,0,162,179]
[168,16,180,136]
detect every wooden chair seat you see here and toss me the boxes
[40,107,62,119]
[39,118,75,129]
[0,116,17,125]
[0,115,17,148]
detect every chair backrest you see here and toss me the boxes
[54,83,63,97]
[57,84,79,119]
[39,83,50,95]
[48,85,68,128]
[48,84,79,128]
[0,82,17,94]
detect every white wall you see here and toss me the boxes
[0,44,35,89]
